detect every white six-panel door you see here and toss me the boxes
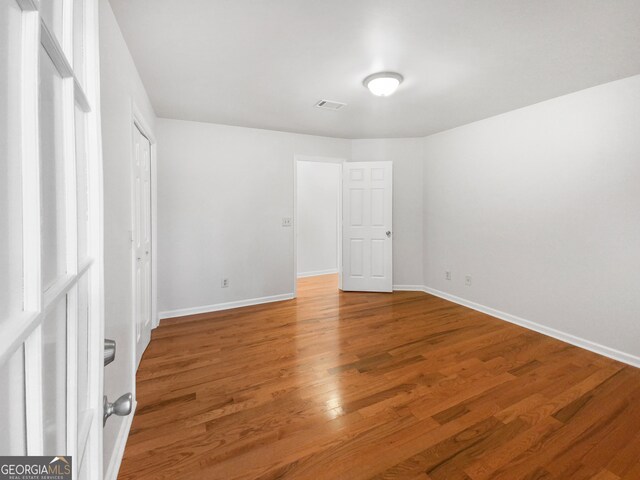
[133,125,152,367]
[342,162,393,292]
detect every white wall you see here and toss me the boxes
[422,74,640,362]
[351,138,424,287]
[157,119,350,317]
[99,0,156,473]
[296,161,340,277]
[157,124,428,316]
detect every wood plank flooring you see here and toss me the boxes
[119,274,640,479]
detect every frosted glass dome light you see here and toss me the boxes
[363,72,403,96]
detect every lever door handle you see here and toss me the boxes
[386,230,392,238]
[103,393,133,425]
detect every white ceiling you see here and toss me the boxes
[109,0,640,139]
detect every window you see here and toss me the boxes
[39,45,67,290]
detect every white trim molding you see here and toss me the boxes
[392,284,426,292]
[104,400,137,480]
[159,285,639,366]
[131,100,159,330]
[392,285,640,368]
[298,269,339,278]
[159,293,295,321]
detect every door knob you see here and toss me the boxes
[386,230,392,238]
[104,339,116,366]
[103,393,133,425]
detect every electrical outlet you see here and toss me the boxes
[282,217,292,227]
[221,278,229,288]
[465,274,472,286]
[445,270,451,281]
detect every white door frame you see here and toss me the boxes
[293,155,344,297]
[131,101,158,340]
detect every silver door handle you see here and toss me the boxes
[104,339,116,366]
[386,231,392,238]
[104,393,133,425]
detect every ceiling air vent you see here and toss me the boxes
[315,99,346,111]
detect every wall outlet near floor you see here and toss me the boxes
[221,278,229,288]
[445,270,452,281]
[465,274,472,286]
[282,217,292,227]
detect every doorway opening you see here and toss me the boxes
[294,156,343,295]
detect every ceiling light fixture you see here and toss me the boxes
[363,72,403,96]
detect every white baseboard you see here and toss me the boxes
[160,286,640,366]
[393,284,426,292]
[297,269,338,278]
[104,400,137,480]
[159,293,295,320]
[420,285,640,369]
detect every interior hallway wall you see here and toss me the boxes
[296,161,341,277]
[99,0,157,472]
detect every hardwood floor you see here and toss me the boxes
[119,274,640,480]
